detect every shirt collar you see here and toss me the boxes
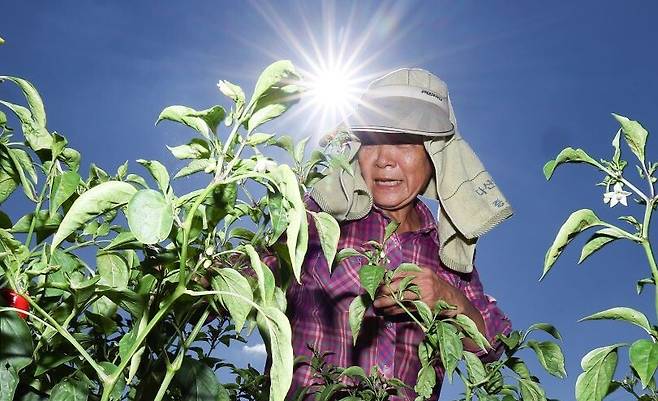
[371,198,438,236]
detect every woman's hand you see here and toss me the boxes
[373,266,467,317]
[372,266,488,353]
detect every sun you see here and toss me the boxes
[301,63,362,124]
[245,0,417,142]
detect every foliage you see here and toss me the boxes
[339,222,565,401]
[0,62,341,401]
[543,114,658,401]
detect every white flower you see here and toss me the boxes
[603,182,632,207]
[254,158,277,173]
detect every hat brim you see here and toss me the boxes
[345,96,454,137]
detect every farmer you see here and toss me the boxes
[285,68,512,400]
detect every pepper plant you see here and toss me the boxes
[339,222,566,401]
[542,114,658,401]
[0,61,342,401]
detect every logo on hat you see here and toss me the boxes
[421,89,445,101]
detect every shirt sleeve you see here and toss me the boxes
[459,266,512,363]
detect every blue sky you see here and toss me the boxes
[2,1,658,400]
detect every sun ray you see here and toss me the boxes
[242,0,428,141]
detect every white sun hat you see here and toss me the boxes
[345,68,455,136]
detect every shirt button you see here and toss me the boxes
[385,321,392,328]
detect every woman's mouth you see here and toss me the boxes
[374,179,402,187]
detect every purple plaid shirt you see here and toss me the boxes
[277,196,511,400]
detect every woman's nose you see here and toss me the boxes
[374,144,397,168]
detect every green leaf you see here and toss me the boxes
[358,264,385,300]
[270,135,294,154]
[309,212,339,270]
[629,339,658,388]
[636,277,655,295]
[612,113,648,163]
[0,76,46,128]
[212,269,253,332]
[349,294,368,345]
[156,105,210,138]
[217,80,246,108]
[187,105,225,134]
[0,364,18,401]
[543,147,600,180]
[611,129,622,165]
[328,154,354,176]
[52,181,136,249]
[436,321,462,381]
[581,344,624,370]
[244,244,275,306]
[96,252,130,290]
[454,314,491,351]
[384,220,399,241]
[341,366,366,380]
[137,159,170,194]
[9,148,37,199]
[50,377,88,401]
[579,307,652,335]
[576,345,621,401]
[126,189,173,244]
[518,378,547,401]
[247,84,300,132]
[578,228,625,264]
[34,353,77,376]
[0,100,52,152]
[61,147,81,172]
[49,171,81,216]
[126,173,149,189]
[173,357,222,401]
[394,263,422,275]
[336,248,364,262]
[167,138,210,160]
[294,137,309,164]
[542,209,602,279]
[507,357,531,379]
[256,306,293,401]
[174,159,212,179]
[526,340,567,378]
[414,365,436,399]
[99,362,124,401]
[524,323,562,340]
[1,145,36,201]
[0,308,34,372]
[249,60,300,106]
[0,167,19,205]
[203,183,237,228]
[412,300,433,327]
[267,190,288,245]
[270,165,307,283]
[246,133,274,146]
[463,351,487,386]
[11,210,61,236]
[103,231,140,251]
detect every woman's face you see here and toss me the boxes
[356,132,433,212]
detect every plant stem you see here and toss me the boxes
[598,163,649,203]
[394,299,427,333]
[641,161,656,199]
[177,182,217,288]
[26,293,107,380]
[640,198,658,322]
[24,178,50,248]
[215,120,242,181]
[152,309,210,401]
[101,286,185,401]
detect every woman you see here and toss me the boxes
[285,68,512,400]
